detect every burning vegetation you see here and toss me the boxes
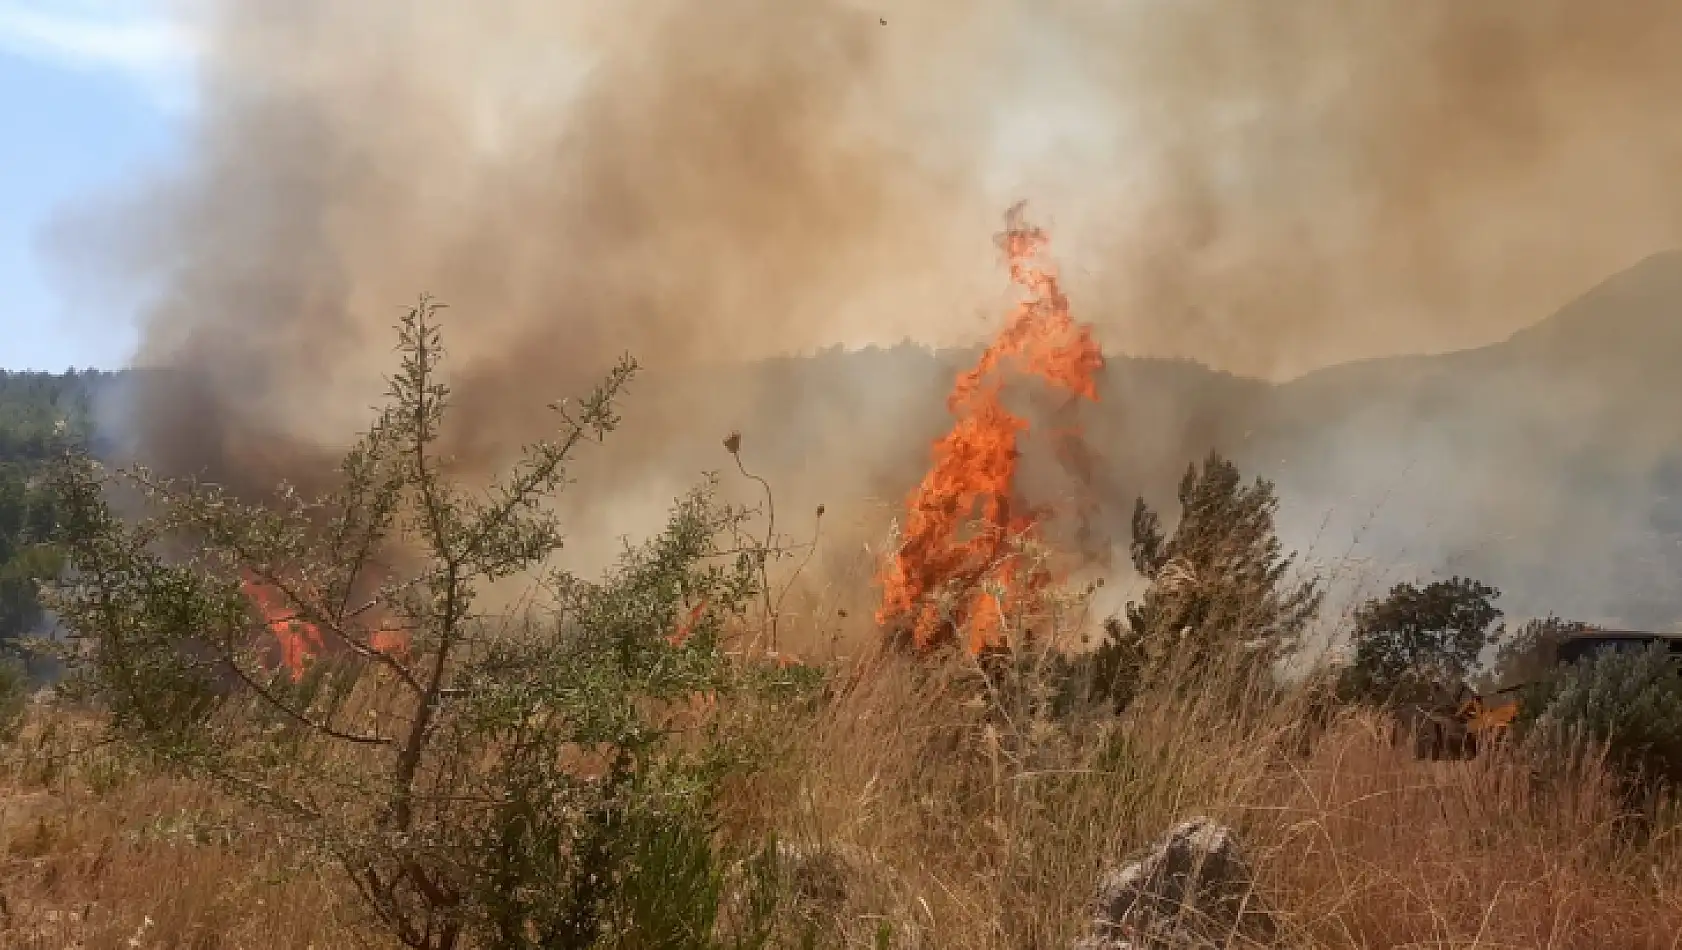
[20,226,1682,947]
[240,572,408,682]
[876,204,1104,655]
[17,1,1682,944]
[239,572,323,682]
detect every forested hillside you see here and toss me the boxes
[0,369,115,646]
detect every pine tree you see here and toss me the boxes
[1088,452,1322,706]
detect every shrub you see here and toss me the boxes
[1518,641,1682,793]
[1486,614,1590,691]
[42,297,803,949]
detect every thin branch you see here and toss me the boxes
[219,626,397,746]
[455,358,634,568]
[730,447,780,651]
[770,505,825,637]
[460,424,587,559]
[206,766,328,825]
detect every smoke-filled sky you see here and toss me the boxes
[8,0,1682,639]
[13,1,1682,488]
[21,2,1682,376]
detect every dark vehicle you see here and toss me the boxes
[1555,630,1682,665]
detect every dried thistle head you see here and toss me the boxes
[723,431,742,455]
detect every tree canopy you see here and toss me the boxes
[1340,576,1505,705]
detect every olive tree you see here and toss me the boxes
[1338,576,1504,706]
[43,298,803,949]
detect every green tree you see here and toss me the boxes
[0,368,106,463]
[44,298,799,949]
[1339,576,1504,705]
[1087,452,1322,706]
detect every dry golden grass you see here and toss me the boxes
[5,638,1682,949]
[745,646,1682,949]
[0,709,374,950]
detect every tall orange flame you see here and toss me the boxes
[876,205,1103,654]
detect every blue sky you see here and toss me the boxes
[0,0,191,372]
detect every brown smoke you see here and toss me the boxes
[56,1,1682,593]
[83,1,987,487]
[1054,1,1682,378]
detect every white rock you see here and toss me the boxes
[1075,817,1273,949]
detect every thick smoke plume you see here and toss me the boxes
[56,2,1682,626]
[93,1,987,485]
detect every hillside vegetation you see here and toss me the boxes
[3,306,1682,949]
[0,369,114,651]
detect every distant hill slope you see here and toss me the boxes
[702,251,1682,630]
[1240,251,1682,628]
[512,251,1682,630]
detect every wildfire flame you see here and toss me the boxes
[241,571,408,680]
[668,598,709,647]
[876,204,1104,654]
[241,572,324,681]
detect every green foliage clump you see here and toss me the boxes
[1518,641,1682,793]
[0,460,69,645]
[1487,614,1590,691]
[1085,452,1322,708]
[43,298,806,950]
[1339,576,1504,706]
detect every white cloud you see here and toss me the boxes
[0,0,197,110]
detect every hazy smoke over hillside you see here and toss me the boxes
[1065,3,1682,376]
[55,2,1682,624]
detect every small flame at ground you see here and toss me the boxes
[668,598,709,647]
[876,204,1104,654]
[241,573,324,681]
[241,572,408,680]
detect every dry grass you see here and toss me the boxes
[1262,719,1682,948]
[5,639,1682,949]
[746,646,1682,949]
[0,708,373,950]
